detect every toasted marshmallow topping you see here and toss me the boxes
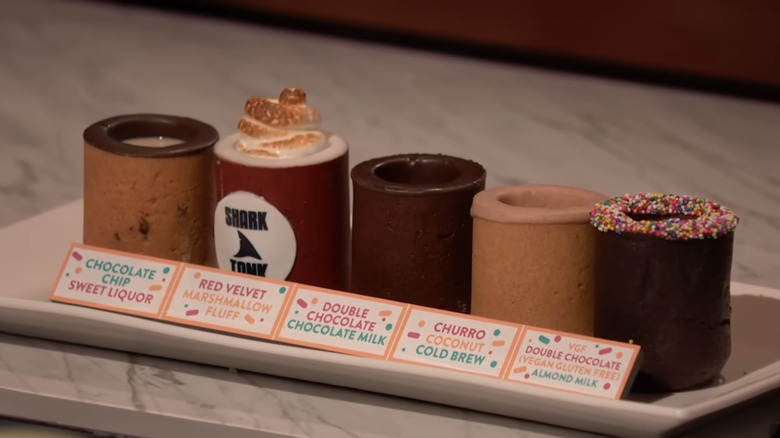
[237,87,327,158]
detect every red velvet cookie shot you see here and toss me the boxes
[213,88,350,291]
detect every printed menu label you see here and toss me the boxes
[161,265,293,338]
[49,244,642,400]
[50,243,179,317]
[505,327,641,398]
[276,286,406,358]
[391,307,520,377]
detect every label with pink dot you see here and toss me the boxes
[50,244,642,400]
[50,243,180,318]
[505,327,641,399]
[275,285,407,358]
[161,264,293,338]
[390,306,521,377]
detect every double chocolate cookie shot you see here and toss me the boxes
[350,154,486,313]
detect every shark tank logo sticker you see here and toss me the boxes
[214,191,296,280]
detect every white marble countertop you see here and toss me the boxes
[0,331,778,438]
[1,0,779,436]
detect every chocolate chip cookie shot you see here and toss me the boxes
[590,194,739,392]
[470,185,607,335]
[83,114,219,265]
[214,87,350,291]
[350,154,486,313]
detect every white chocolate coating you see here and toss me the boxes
[216,133,347,169]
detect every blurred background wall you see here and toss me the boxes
[114,0,780,98]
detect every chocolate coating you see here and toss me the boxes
[216,147,350,291]
[84,114,219,158]
[594,230,733,392]
[351,154,486,313]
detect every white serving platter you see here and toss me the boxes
[0,200,778,438]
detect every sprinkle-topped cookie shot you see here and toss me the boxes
[592,192,738,391]
[589,193,738,240]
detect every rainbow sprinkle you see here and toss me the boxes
[590,193,738,241]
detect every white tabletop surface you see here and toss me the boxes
[1,0,779,436]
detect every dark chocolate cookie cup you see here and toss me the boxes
[350,154,486,313]
[83,114,219,265]
[594,230,734,392]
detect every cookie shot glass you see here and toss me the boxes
[350,153,486,313]
[213,87,350,291]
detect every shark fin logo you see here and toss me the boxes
[214,191,297,280]
[233,230,263,259]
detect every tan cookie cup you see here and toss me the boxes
[470,185,607,335]
[83,114,219,266]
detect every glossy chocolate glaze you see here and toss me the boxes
[351,154,486,313]
[84,114,218,158]
[594,230,734,392]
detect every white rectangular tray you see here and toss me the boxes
[1,200,778,437]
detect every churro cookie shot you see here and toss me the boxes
[470,185,607,335]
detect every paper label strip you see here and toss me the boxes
[391,306,520,378]
[51,243,180,318]
[275,285,406,359]
[161,264,293,339]
[504,327,641,399]
[50,243,641,399]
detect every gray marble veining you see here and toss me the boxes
[1,330,778,438]
[1,0,779,436]
[0,333,606,438]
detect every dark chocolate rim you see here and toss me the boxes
[84,114,219,158]
[351,153,486,195]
